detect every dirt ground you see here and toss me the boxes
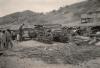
[0,40,100,68]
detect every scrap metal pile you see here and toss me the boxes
[6,23,100,45]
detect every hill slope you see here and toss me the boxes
[45,0,100,24]
[0,0,100,25]
[0,10,46,25]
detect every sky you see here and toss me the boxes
[0,0,85,16]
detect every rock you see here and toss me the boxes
[95,41,100,46]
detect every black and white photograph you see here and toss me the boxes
[0,0,100,68]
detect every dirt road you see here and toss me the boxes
[0,40,73,68]
[0,40,100,68]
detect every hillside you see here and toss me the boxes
[0,0,100,26]
[45,0,100,24]
[0,10,46,25]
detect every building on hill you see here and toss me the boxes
[81,5,100,24]
[81,14,93,23]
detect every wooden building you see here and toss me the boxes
[81,8,100,23]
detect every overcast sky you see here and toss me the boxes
[0,0,85,16]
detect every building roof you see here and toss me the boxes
[81,14,93,18]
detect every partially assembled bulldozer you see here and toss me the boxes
[32,24,53,44]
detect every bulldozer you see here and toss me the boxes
[33,24,53,44]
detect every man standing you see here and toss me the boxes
[1,30,7,49]
[19,24,24,41]
[0,30,5,50]
[5,29,13,49]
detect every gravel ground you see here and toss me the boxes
[0,40,100,68]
